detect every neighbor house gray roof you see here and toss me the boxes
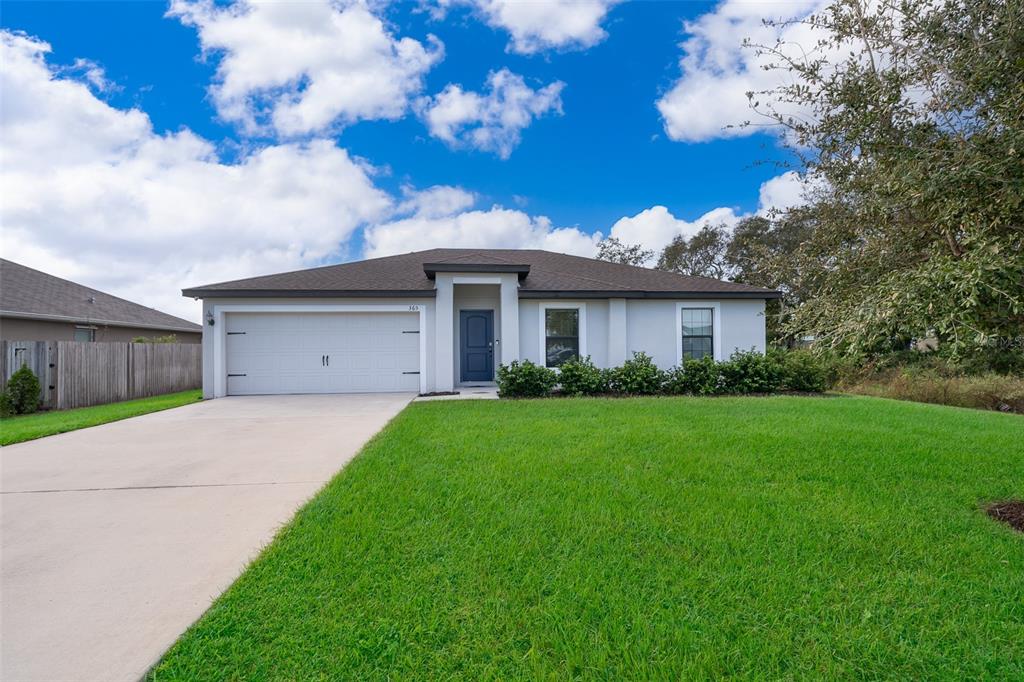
[182,249,780,299]
[1,259,202,333]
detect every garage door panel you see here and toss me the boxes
[225,312,419,395]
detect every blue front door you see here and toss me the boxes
[460,310,494,382]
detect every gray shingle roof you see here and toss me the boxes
[1,259,202,332]
[182,249,780,299]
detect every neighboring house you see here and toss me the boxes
[184,249,780,398]
[1,259,201,343]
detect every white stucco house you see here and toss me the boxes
[183,249,780,398]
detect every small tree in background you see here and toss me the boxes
[595,237,653,266]
[657,223,730,279]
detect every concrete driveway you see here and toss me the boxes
[0,394,413,682]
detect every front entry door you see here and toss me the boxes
[460,310,494,382]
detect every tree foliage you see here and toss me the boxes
[595,237,653,266]
[657,223,730,278]
[745,0,1024,355]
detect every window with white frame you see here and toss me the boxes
[74,326,96,342]
[680,308,713,360]
[544,308,579,367]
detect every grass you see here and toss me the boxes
[151,396,1024,680]
[0,389,202,446]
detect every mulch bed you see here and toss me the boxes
[986,500,1024,533]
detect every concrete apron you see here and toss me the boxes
[0,393,413,682]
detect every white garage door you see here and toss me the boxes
[225,312,420,395]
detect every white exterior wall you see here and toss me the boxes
[625,299,766,368]
[198,292,767,398]
[519,297,765,371]
[717,299,768,358]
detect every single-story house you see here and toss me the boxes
[1,259,202,343]
[183,249,780,398]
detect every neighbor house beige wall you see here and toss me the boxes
[0,317,201,343]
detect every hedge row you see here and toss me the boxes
[496,350,829,399]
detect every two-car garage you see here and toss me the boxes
[223,312,421,395]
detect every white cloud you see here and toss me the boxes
[419,69,564,158]
[396,185,477,218]
[608,171,807,258]
[168,0,443,136]
[66,58,116,92]
[364,194,598,259]
[656,0,828,142]
[609,206,743,259]
[432,0,618,54]
[0,30,391,322]
[756,170,806,215]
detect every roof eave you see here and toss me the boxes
[0,310,202,333]
[517,289,782,300]
[181,288,437,299]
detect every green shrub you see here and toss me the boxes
[497,360,557,398]
[557,356,608,396]
[780,350,829,392]
[719,350,783,394]
[664,356,722,395]
[608,352,664,395]
[132,334,179,344]
[0,391,12,417]
[4,365,41,415]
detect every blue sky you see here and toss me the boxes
[1,0,813,319]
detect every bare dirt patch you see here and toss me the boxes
[986,501,1024,533]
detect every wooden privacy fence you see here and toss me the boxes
[1,340,202,410]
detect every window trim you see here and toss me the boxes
[676,302,722,365]
[74,325,96,342]
[539,302,587,368]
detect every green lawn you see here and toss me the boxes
[151,396,1023,680]
[0,390,202,446]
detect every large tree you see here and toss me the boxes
[746,0,1024,355]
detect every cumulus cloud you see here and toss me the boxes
[656,0,828,142]
[756,170,806,215]
[608,171,807,259]
[396,185,477,218]
[609,206,743,258]
[364,193,598,259]
[0,30,604,321]
[419,69,564,158]
[430,0,619,54]
[0,30,391,322]
[168,0,443,136]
